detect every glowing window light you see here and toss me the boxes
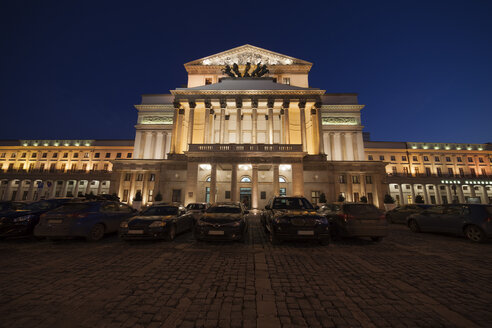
[84,143,91,146]
[279,164,291,171]
[33,143,38,146]
[74,143,80,146]
[240,176,252,183]
[279,176,287,183]
[199,164,211,170]
[53,142,59,146]
[434,146,440,150]
[238,164,252,170]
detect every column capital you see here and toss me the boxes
[298,99,306,109]
[267,98,275,109]
[204,99,212,109]
[220,98,227,109]
[235,98,242,108]
[189,101,196,109]
[282,99,290,109]
[251,98,258,108]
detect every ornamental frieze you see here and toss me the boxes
[140,116,173,125]
[322,117,358,125]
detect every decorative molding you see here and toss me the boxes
[322,117,358,125]
[140,116,173,125]
[321,105,365,111]
[171,90,325,96]
[134,105,174,111]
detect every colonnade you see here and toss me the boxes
[391,183,491,205]
[323,131,365,161]
[134,130,172,160]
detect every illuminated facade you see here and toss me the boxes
[1,45,490,207]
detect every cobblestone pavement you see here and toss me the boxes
[0,214,491,328]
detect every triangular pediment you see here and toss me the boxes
[184,44,312,67]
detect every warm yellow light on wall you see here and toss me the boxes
[199,164,211,170]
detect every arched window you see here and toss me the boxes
[205,176,211,182]
[240,176,252,183]
[279,176,287,183]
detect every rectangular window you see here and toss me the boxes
[391,156,396,161]
[311,191,320,204]
[379,155,385,161]
[39,163,45,172]
[31,153,37,158]
[468,157,473,163]
[448,168,453,176]
[479,157,484,163]
[92,164,98,171]
[20,153,26,158]
[84,152,89,158]
[392,167,397,175]
[368,155,373,160]
[368,193,374,204]
[481,169,486,176]
[352,175,360,184]
[435,156,440,162]
[82,163,87,171]
[60,163,66,171]
[457,157,462,162]
[365,176,372,184]
[425,167,431,176]
[172,189,181,203]
[50,163,56,172]
[103,164,109,171]
[18,163,24,171]
[8,163,14,171]
[412,156,418,161]
[124,173,131,181]
[282,77,290,85]
[353,192,359,202]
[446,157,451,162]
[63,153,68,158]
[459,168,464,177]
[136,174,143,181]
[423,156,429,161]
[116,153,122,158]
[279,188,287,196]
[122,189,129,202]
[414,167,420,175]
[105,153,111,158]
[403,167,409,175]
[260,191,266,200]
[338,175,346,184]
[71,164,77,171]
[402,156,407,161]
[95,153,100,158]
[127,153,132,158]
[205,77,212,85]
[29,163,34,172]
[437,168,442,177]
[11,153,16,158]
[148,190,153,202]
[52,153,58,158]
[225,190,231,199]
[470,168,476,177]
[149,174,155,181]
[0,153,5,158]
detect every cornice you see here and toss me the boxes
[171,90,326,96]
[321,105,365,111]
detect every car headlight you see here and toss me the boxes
[13,215,35,223]
[120,221,128,228]
[149,221,166,228]
[232,220,241,227]
[315,217,328,225]
[274,217,289,224]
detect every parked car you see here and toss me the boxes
[0,199,72,239]
[318,203,341,217]
[119,204,193,241]
[186,202,209,222]
[406,204,492,243]
[34,201,135,241]
[262,196,330,245]
[0,201,31,215]
[324,203,388,242]
[385,204,434,224]
[194,202,248,242]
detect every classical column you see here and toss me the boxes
[333,133,341,160]
[171,101,180,154]
[185,162,198,205]
[397,184,404,206]
[97,181,103,195]
[231,164,238,202]
[435,185,442,204]
[445,185,452,204]
[252,99,258,144]
[219,100,226,144]
[27,180,36,201]
[85,180,92,195]
[252,164,259,209]
[134,131,143,159]
[3,180,12,200]
[268,99,274,144]
[15,182,24,200]
[329,133,335,160]
[292,162,304,196]
[299,100,307,152]
[457,185,465,203]
[236,99,242,144]
[209,108,215,144]
[316,104,324,155]
[210,163,217,203]
[361,174,367,200]
[410,183,415,204]
[273,164,280,196]
[204,100,211,144]
[352,132,359,160]
[175,107,185,153]
[346,177,353,202]
[283,100,290,144]
[143,132,153,159]
[422,184,429,204]
[187,101,196,149]
[155,131,164,159]
[340,133,347,160]
[60,180,69,197]
[481,186,488,204]
[344,132,354,160]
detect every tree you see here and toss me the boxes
[319,193,327,204]
[154,191,163,202]
[337,194,345,202]
[384,194,395,204]
[134,191,143,202]
[415,195,425,204]
[360,196,368,203]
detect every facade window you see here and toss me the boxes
[470,168,476,177]
[390,156,396,161]
[148,190,153,202]
[479,157,484,163]
[417,185,422,190]
[457,157,462,162]
[95,153,100,158]
[0,153,5,158]
[353,192,359,202]
[172,189,181,203]
[71,164,77,171]
[379,155,385,161]
[205,176,211,182]
[136,174,143,181]
[149,174,155,181]
[225,190,231,199]
[481,169,486,176]
[406,185,410,190]
[124,173,131,181]
[414,167,420,175]
[31,153,37,158]
[103,164,109,171]
[21,153,27,158]
[412,156,418,161]
[402,156,407,161]
[365,176,372,184]
[39,163,45,172]
[28,163,34,172]
[74,153,79,158]
[352,175,360,184]
[8,163,14,171]
[84,152,89,158]
[240,176,251,183]
[403,167,409,175]
[459,168,464,177]
[127,153,132,158]
[392,167,397,175]
[311,191,320,204]
[446,157,451,162]
[93,164,98,171]
[279,188,287,196]
[105,153,111,158]
[60,163,66,172]
[63,153,68,158]
[205,78,212,85]
[279,176,287,183]
[425,167,431,176]
[423,156,429,161]
[368,155,373,160]
[448,168,453,176]
[116,153,122,158]
[122,190,129,202]
[282,77,290,85]
[338,175,346,184]
[82,163,87,171]
[11,153,16,158]
[261,191,266,199]
[435,156,440,162]
[437,168,442,177]
[467,157,473,163]
[52,153,58,158]
[394,184,399,189]
[50,163,56,172]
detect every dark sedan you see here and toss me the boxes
[262,196,330,245]
[385,204,433,224]
[407,204,492,243]
[34,201,135,241]
[194,202,248,242]
[0,199,72,239]
[119,205,193,241]
[0,201,30,215]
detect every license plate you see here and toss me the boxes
[128,230,144,234]
[208,230,224,235]
[48,219,62,224]
[298,230,314,235]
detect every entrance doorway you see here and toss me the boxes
[240,187,251,209]
[205,187,210,203]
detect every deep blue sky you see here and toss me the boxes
[1,0,491,143]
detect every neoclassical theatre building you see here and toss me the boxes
[1,45,491,207]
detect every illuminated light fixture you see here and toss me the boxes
[411,145,417,149]
[33,143,38,146]
[199,164,211,170]
[84,143,90,146]
[434,146,440,150]
[43,143,49,146]
[467,147,472,150]
[478,147,483,151]
[422,145,429,150]
[238,164,252,171]
[64,143,69,146]
[22,143,28,146]
[456,146,461,150]
[74,143,80,146]
[53,143,59,146]
[279,164,291,171]
[445,146,450,150]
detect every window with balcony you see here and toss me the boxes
[391,156,396,161]
[365,176,372,184]
[379,155,385,161]
[423,156,429,161]
[435,156,440,162]
[425,167,431,176]
[338,175,346,184]
[437,168,442,177]
[368,155,373,160]
[459,168,464,177]
[352,175,360,184]
[457,157,462,162]
[470,168,476,177]
[127,153,132,158]
[448,168,453,176]
[136,174,143,181]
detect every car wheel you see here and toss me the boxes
[269,231,280,245]
[408,219,420,233]
[166,224,176,241]
[464,225,485,243]
[87,224,105,241]
[371,237,383,242]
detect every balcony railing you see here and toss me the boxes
[387,173,489,179]
[0,169,111,174]
[188,144,303,152]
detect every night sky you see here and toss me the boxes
[1,0,491,144]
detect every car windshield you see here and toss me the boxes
[344,204,381,215]
[142,206,178,215]
[206,206,241,213]
[24,201,55,211]
[272,197,314,210]
[50,203,92,213]
[187,204,205,210]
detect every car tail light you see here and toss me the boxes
[379,214,386,220]
[338,214,354,221]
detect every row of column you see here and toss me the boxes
[134,130,172,159]
[0,179,108,201]
[394,183,490,205]
[324,131,365,161]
